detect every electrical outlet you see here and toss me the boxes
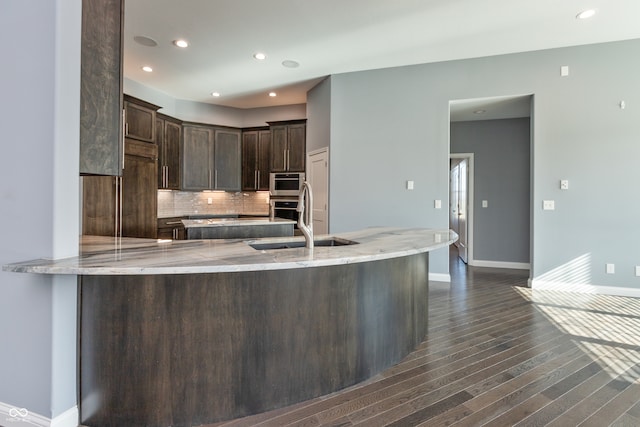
[560,180,569,190]
[543,200,555,210]
[207,198,213,205]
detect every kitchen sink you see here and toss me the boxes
[249,237,358,250]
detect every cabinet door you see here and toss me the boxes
[270,126,288,172]
[214,129,241,191]
[257,130,271,190]
[156,118,165,188]
[287,124,306,172]
[183,125,213,190]
[82,175,117,236]
[79,0,123,176]
[164,121,182,189]
[242,131,258,190]
[121,140,158,238]
[125,101,155,143]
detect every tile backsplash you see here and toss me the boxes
[158,190,270,218]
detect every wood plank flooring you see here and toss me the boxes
[208,247,640,426]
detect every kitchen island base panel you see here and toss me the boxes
[79,253,428,426]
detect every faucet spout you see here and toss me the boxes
[297,181,314,249]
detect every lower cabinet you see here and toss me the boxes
[157,217,185,240]
[83,139,158,238]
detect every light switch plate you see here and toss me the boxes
[561,65,569,76]
[636,266,640,277]
[543,200,555,210]
[434,200,442,209]
[482,200,488,208]
[407,180,414,190]
[606,263,615,274]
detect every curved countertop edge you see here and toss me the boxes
[3,227,458,276]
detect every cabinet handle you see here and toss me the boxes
[215,170,218,188]
[121,109,126,170]
[164,166,168,188]
[283,151,287,170]
[208,170,212,189]
[165,221,182,225]
[254,170,258,189]
[287,149,290,171]
[257,170,260,189]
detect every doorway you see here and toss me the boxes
[449,94,533,272]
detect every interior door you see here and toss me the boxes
[449,159,468,263]
[308,149,329,235]
[457,159,468,263]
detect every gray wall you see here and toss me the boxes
[451,118,531,264]
[310,38,640,287]
[307,77,331,153]
[1,0,80,419]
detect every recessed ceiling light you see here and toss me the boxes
[211,92,221,97]
[282,60,300,68]
[142,66,153,72]
[473,109,486,114]
[173,39,189,48]
[133,35,157,47]
[253,52,267,60]
[576,9,596,19]
[268,92,277,97]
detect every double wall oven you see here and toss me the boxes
[269,172,305,233]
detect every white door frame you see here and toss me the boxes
[450,153,474,265]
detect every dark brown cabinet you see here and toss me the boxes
[182,123,241,191]
[242,129,271,190]
[79,0,124,176]
[156,114,182,189]
[82,139,158,238]
[270,121,306,172]
[124,95,159,143]
[157,217,185,240]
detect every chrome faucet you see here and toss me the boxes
[297,181,314,249]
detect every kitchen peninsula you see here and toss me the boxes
[4,227,456,427]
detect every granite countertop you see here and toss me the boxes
[3,227,457,276]
[182,217,295,228]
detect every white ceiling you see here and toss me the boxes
[124,0,640,109]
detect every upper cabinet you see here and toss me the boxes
[270,120,306,172]
[242,129,271,191]
[79,0,124,176]
[156,113,182,190]
[124,95,160,143]
[182,123,241,191]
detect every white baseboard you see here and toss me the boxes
[470,260,530,270]
[530,279,640,298]
[51,406,78,427]
[429,272,451,282]
[0,402,78,427]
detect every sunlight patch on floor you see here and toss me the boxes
[514,286,640,382]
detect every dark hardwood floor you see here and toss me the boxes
[209,246,640,426]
